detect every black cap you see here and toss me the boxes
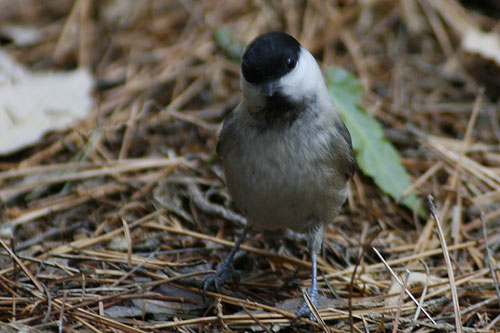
[241,32,301,84]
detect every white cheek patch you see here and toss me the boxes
[278,48,322,100]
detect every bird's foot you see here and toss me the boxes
[202,257,237,300]
[296,284,319,320]
[202,227,250,301]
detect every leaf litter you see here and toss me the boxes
[0,0,500,332]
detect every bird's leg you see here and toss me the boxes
[202,226,250,299]
[296,224,324,320]
[296,252,319,319]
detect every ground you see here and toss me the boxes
[0,0,499,332]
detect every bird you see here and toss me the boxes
[203,32,355,319]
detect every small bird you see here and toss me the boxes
[203,32,355,318]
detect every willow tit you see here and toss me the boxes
[203,32,355,319]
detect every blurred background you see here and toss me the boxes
[1,0,500,331]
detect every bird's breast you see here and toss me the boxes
[222,121,347,232]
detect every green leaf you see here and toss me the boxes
[326,66,426,217]
[214,27,244,61]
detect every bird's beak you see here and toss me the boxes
[262,82,276,97]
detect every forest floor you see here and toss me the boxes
[1,0,500,332]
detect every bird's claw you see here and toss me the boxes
[296,284,319,321]
[202,258,235,301]
[202,227,250,302]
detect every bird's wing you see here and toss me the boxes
[334,119,356,179]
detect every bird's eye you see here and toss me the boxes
[286,57,296,69]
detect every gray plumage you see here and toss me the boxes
[205,32,354,319]
[218,37,353,237]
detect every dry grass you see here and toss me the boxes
[1,0,500,331]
